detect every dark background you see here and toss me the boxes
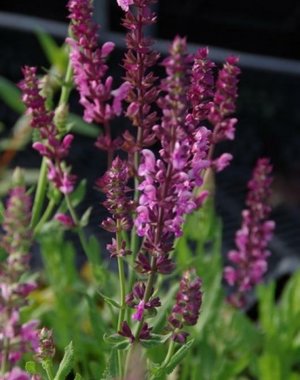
[1,0,300,278]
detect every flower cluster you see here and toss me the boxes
[121,0,160,159]
[98,157,134,257]
[135,39,241,257]
[126,281,160,321]
[20,66,76,194]
[224,158,275,307]
[123,38,240,338]
[187,47,215,125]
[67,0,131,160]
[118,320,151,343]
[0,177,39,378]
[35,328,56,361]
[134,41,215,260]
[209,56,240,143]
[168,270,202,343]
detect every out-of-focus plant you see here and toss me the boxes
[0,0,298,379]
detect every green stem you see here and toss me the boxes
[134,258,157,339]
[33,198,58,236]
[30,158,48,228]
[58,60,73,106]
[116,220,127,379]
[161,339,175,368]
[42,360,55,380]
[0,338,9,375]
[65,193,90,260]
[128,131,143,290]
[149,339,176,380]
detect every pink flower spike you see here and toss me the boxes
[117,0,134,11]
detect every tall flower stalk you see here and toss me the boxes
[0,170,38,379]
[67,0,131,167]
[121,0,161,290]
[224,158,275,307]
[98,157,134,377]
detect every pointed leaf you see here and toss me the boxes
[0,77,25,114]
[98,291,121,309]
[54,341,74,380]
[25,361,38,374]
[166,339,194,374]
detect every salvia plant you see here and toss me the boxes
[0,0,300,379]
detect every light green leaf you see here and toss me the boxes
[166,339,194,374]
[0,76,25,114]
[36,30,67,69]
[101,349,119,380]
[98,291,121,309]
[257,282,277,336]
[258,353,281,380]
[140,333,172,349]
[80,207,92,227]
[25,361,38,374]
[54,341,74,380]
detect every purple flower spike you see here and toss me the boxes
[67,0,130,156]
[0,179,39,376]
[187,47,215,127]
[20,67,76,194]
[98,157,134,258]
[209,56,240,143]
[122,0,160,158]
[98,157,134,232]
[224,158,275,307]
[168,270,202,344]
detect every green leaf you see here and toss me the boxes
[36,30,67,69]
[175,234,193,269]
[74,374,83,380]
[258,352,282,380]
[101,349,119,380]
[103,333,129,350]
[80,207,92,227]
[140,333,172,349]
[85,294,106,342]
[54,341,74,380]
[98,291,121,309]
[25,361,38,374]
[0,76,25,114]
[165,339,194,374]
[257,281,277,336]
[69,179,87,207]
